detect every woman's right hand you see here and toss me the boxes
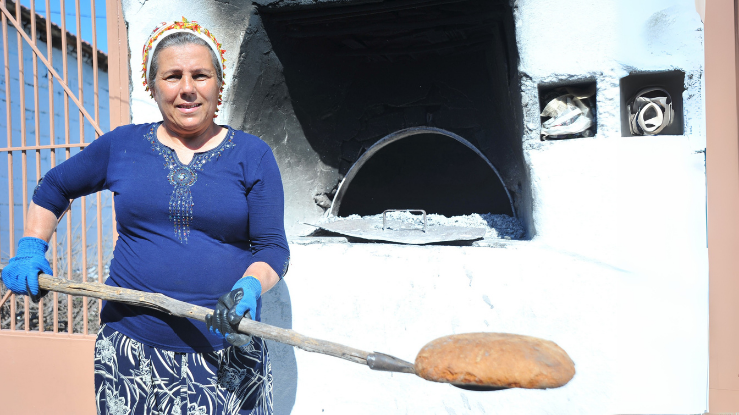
[1,237,52,301]
[205,276,262,347]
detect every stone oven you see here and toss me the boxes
[119,1,708,413]
[227,0,527,235]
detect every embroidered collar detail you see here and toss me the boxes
[145,123,236,243]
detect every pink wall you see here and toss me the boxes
[705,0,739,410]
[0,332,95,414]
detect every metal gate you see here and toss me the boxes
[0,0,128,335]
[0,0,128,411]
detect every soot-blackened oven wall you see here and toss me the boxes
[228,0,528,235]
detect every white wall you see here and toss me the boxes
[124,1,708,413]
[515,0,707,412]
[517,0,704,148]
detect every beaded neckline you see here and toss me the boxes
[145,122,236,242]
[148,122,234,166]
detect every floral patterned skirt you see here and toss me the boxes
[94,324,273,415]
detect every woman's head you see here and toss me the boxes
[150,43,221,136]
[147,32,222,97]
[142,18,226,136]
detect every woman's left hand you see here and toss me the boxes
[205,276,261,346]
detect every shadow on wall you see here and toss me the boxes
[260,279,297,415]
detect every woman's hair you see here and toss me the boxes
[147,31,223,94]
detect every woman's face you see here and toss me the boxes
[151,43,220,138]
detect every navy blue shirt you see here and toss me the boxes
[34,123,290,352]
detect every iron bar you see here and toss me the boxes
[0,290,11,308]
[91,0,102,327]
[0,1,3,273]
[0,142,89,152]
[1,0,10,269]
[382,209,427,233]
[45,0,58,333]
[15,0,31,333]
[106,0,124,245]
[96,192,102,326]
[66,206,72,333]
[81,196,88,333]
[60,0,69,147]
[76,0,88,335]
[1,0,15,331]
[59,0,72,334]
[75,0,83,144]
[91,0,99,126]
[30,0,44,331]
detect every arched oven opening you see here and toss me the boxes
[246,0,531,239]
[331,128,514,218]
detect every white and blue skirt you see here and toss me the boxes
[94,324,273,415]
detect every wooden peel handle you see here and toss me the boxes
[37,274,374,365]
[14,274,574,389]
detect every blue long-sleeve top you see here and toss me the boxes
[33,122,290,352]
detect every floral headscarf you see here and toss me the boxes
[141,17,227,114]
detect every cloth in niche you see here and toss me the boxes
[539,84,596,140]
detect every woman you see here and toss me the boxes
[1,18,289,415]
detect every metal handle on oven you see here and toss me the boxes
[382,209,427,233]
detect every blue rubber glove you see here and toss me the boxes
[1,237,53,301]
[205,276,261,347]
